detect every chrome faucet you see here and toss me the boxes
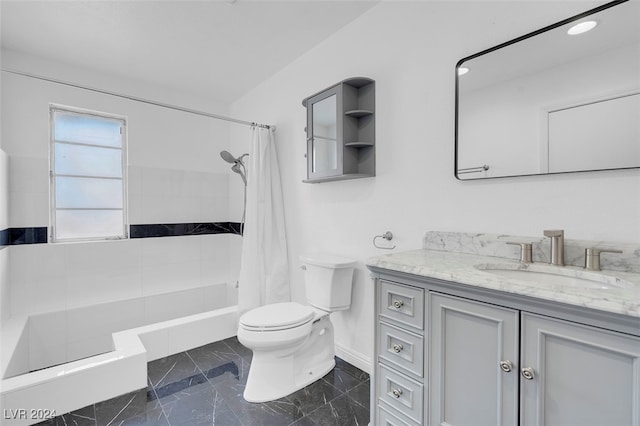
[543,229,565,266]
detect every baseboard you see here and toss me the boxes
[334,342,373,375]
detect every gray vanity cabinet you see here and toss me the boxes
[520,313,640,426]
[429,293,640,426]
[429,293,519,426]
[372,273,640,426]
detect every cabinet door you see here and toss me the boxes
[430,293,519,426]
[305,86,342,180]
[521,313,640,426]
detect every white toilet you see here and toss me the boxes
[237,253,356,403]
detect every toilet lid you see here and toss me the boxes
[240,302,315,330]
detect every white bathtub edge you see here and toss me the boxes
[0,305,238,426]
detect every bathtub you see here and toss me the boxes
[0,284,238,426]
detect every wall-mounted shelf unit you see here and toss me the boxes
[302,77,375,183]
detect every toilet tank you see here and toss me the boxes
[300,254,356,311]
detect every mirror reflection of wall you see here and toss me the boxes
[456,0,640,180]
[312,94,337,173]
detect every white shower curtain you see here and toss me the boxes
[237,126,290,315]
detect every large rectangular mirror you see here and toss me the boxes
[455,0,640,180]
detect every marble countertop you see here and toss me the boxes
[367,249,640,318]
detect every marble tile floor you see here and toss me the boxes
[38,337,370,426]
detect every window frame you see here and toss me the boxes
[49,104,129,243]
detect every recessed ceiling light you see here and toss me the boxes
[458,67,469,76]
[567,20,598,35]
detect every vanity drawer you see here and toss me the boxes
[379,280,424,331]
[377,363,424,424]
[378,402,420,426]
[379,321,424,378]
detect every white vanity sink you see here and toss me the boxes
[474,262,633,290]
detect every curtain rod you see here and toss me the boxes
[1,68,274,130]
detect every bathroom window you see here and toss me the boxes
[49,105,128,242]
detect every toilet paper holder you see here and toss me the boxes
[373,231,396,250]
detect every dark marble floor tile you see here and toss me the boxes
[335,358,370,382]
[289,416,320,426]
[36,404,96,426]
[162,386,241,426]
[214,379,304,426]
[95,389,148,426]
[287,377,343,415]
[304,393,369,426]
[186,340,251,386]
[202,357,251,387]
[186,340,237,370]
[345,380,370,409]
[117,407,169,426]
[36,339,370,426]
[150,372,211,405]
[222,336,253,358]
[147,352,202,390]
[321,366,364,394]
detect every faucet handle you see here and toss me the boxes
[543,229,564,238]
[507,242,533,263]
[584,248,623,271]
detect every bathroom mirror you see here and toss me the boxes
[455,0,640,180]
[312,94,338,174]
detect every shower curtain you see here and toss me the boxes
[238,126,290,315]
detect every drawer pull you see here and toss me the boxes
[521,367,535,380]
[392,299,404,309]
[392,343,404,353]
[499,360,513,373]
[392,388,403,398]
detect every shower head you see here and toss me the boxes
[220,150,248,185]
[220,150,238,164]
[220,150,248,165]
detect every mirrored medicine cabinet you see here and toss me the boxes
[302,77,375,183]
[455,0,640,180]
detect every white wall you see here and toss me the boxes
[1,149,9,322]
[230,1,640,371]
[1,52,243,317]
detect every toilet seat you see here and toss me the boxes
[239,302,315,331]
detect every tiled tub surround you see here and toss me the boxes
[8,158,233,228]
[36,337,370,426]
[0,295,238,426]
[369,231,640,320]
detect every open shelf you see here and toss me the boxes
[345,141,374,148]
[345,109,374,118]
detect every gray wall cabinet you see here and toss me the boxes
[370,269,640,426]
[302,77,375,183]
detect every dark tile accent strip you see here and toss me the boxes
[0,228,9,247]
[0,222,242,246]
[2,227,48,245]
[130,222,242,238]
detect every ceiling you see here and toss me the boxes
[0,1,378,103]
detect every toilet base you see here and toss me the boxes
[242,316,335,403]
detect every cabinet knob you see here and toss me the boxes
[521,367,535,380]
[392,300,404,309]
[392,343,404,353]
[499,360,513,373]
[391,388,403,398]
